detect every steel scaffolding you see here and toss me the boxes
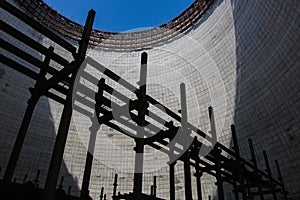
[0,1,289,200]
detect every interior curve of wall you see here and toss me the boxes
[0,0,299,199]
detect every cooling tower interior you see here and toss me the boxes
[0,0,299,199]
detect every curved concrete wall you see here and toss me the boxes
[232,0,300,198]
[0,0,299,199]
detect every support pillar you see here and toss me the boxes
[169,161,176,200]
[80,117,100,199]
[233,180,239,200]
[275,160,288,200]
[152,176,157,196]
[133,138,144,195]
[180,83,193,200]
[100,187,104,200]
[194,168,202,200]
[209,107,224,200]
[112,174,118,199]
[3,47,53,182]
[81,78,104,199]
[263,151,277,200]
[183,153,193,200]
[231,125,247,200]
[248,139,264,200]
[43,10,95,200]
[214,147,225,200]
[133,52,148,196]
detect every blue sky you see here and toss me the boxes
[44,0,194,32]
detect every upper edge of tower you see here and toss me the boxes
[15,0,215,50]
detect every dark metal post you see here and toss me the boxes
[3,47,53,182]
[208,106,217,144]
[100,187,104,200]
[263,151,277,200]
[68,185,72,195]
[180,83,193,200]
[58,176,64,189]
[183,154,192,200]
[34,169,41,187]
[194,167,202,200]
[133,52,148,195]
[231,125,247,199]
[214,147,225,200]
[275,160,288,200]
[113,174,118,199]
[81,78,104,199]
[248,139,264,200]
[209,106,224,200]
[80,117,100,199]
[247,180,253,200]
[233,180,239,200]
[169,161,176,200]
[133,138,144,195]
[43,10,95,200]
[153,176,157,196]
[23,174,28,183]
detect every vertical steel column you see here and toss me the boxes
[275,160,288,200]
[34,169,41,187]
[233,180,239,200]
[150,176,157,196]
[100,187,104,200]
[112,174,118,199]
[231,125,247,200]
[263,151,277,200]
[194,167,203,200]
[81,79,104,199]
[214,147,224,200]
[169,161,176,200]
[208,106,217,144]
[3,47,53,182]
[133,52,148,195]
[248,139,264,200]
[180,83,193,200]
[43,9,95,200]
[247,180,253,200]
[209,106,224,200]
[80,117,99,199]
[68,185,72,195]
[153,176,157,196]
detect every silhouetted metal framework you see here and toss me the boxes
[15,0,214,49]
[0,1,289,200]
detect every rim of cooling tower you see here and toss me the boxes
[16,0,215,50]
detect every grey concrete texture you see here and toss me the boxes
[0,0,299,199]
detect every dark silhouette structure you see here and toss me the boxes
[0,0,298,199]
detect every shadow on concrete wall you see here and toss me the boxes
[0,67,81,196]
[231,0,300,199]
